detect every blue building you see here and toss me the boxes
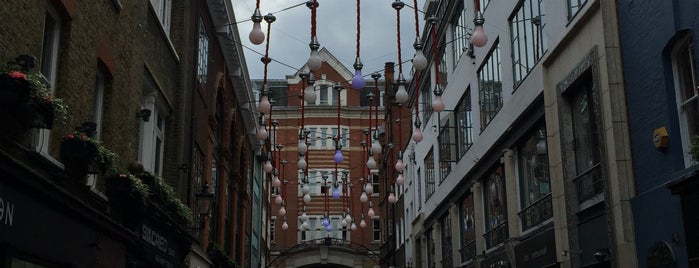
[618,1,699,266]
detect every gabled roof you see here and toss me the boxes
[286,47,354,84]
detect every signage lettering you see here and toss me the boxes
[0,196,15,227]
[142,224,168,253]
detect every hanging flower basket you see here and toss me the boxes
[0,66,68,131]
[105,173,149,225]
[0,72,31,107]
[60,134,98,178]
[23,100,55,129]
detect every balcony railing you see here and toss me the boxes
[459,240,476,263]
[483,221,508,248]
[518,193,553,230]
[574,163,603,203]
[441,253,454,268]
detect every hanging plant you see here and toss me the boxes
[60,131,119,178]
[690,135,699,162]
[0,64,68,127]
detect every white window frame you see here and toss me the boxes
[149,0,172,35]
[672,35,699,167]
[34,1,61,154]
[139,94,166,176]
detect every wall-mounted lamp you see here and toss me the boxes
[136,109,152,122]
[191,182,214,230]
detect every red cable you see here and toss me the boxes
[475,0,480,12]
[413,0,420,38]
[262,21,272,86]
[356,0,361,58]
[396,8,403,75]
[255,0,260,10]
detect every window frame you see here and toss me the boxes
[197,17,209,84]
[372,218,381,241]
[149,0,172,35]
[35,2,62,154]
[516,124,553,231]
[438,113,458,183]
[510,0,547,88]
[455,89,474,158]
[478,42,503,130]
[672,34,699,167]
[425,148,436,199]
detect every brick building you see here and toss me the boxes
[0,0,259,267]
[259,48,391,267]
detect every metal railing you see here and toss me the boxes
[574,163,603,202]
[483,221,508,248]
[459,240,477,263]
[518,193,553,230]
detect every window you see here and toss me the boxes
[422,82,433,121]
[459,195,476,263]
[270,217,276,242]
[93,69,106,138]
[439,114,457,182]
[149,0,171,34]
[417,167,422,209]
[439,38,449,88]
[372,174,380,194]
[341,128,349,148]
[320,128,328,147]
[673,35,699,166]
[570,75,602,203]
[567,0,587,19]
[425,148,435,199]
[452,1,469,67]
[360,86,384,107]
[197,18,209,84]
[440,214,453,268]
[373,218,381,241]
[319,85,328,104]
[35,2,61,153]
[310,128,317,148]
[517,125,552,230]
[510,0,547,87]
[483,166,507,248]
[139,91,167,176]
[268,85,288,107]
[455,89,474,157]
[426,227,436,268]
[478,42,502,129]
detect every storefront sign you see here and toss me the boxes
[141,224,176,258]
[0,194,15,227]
[515,228,557,268]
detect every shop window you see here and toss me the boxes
[569,75,603,203]
[459,194,476,263]
[440,214,454,268]
[483,165,508,248]
[517,125,552,230]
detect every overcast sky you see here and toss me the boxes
[232,0,428,80]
